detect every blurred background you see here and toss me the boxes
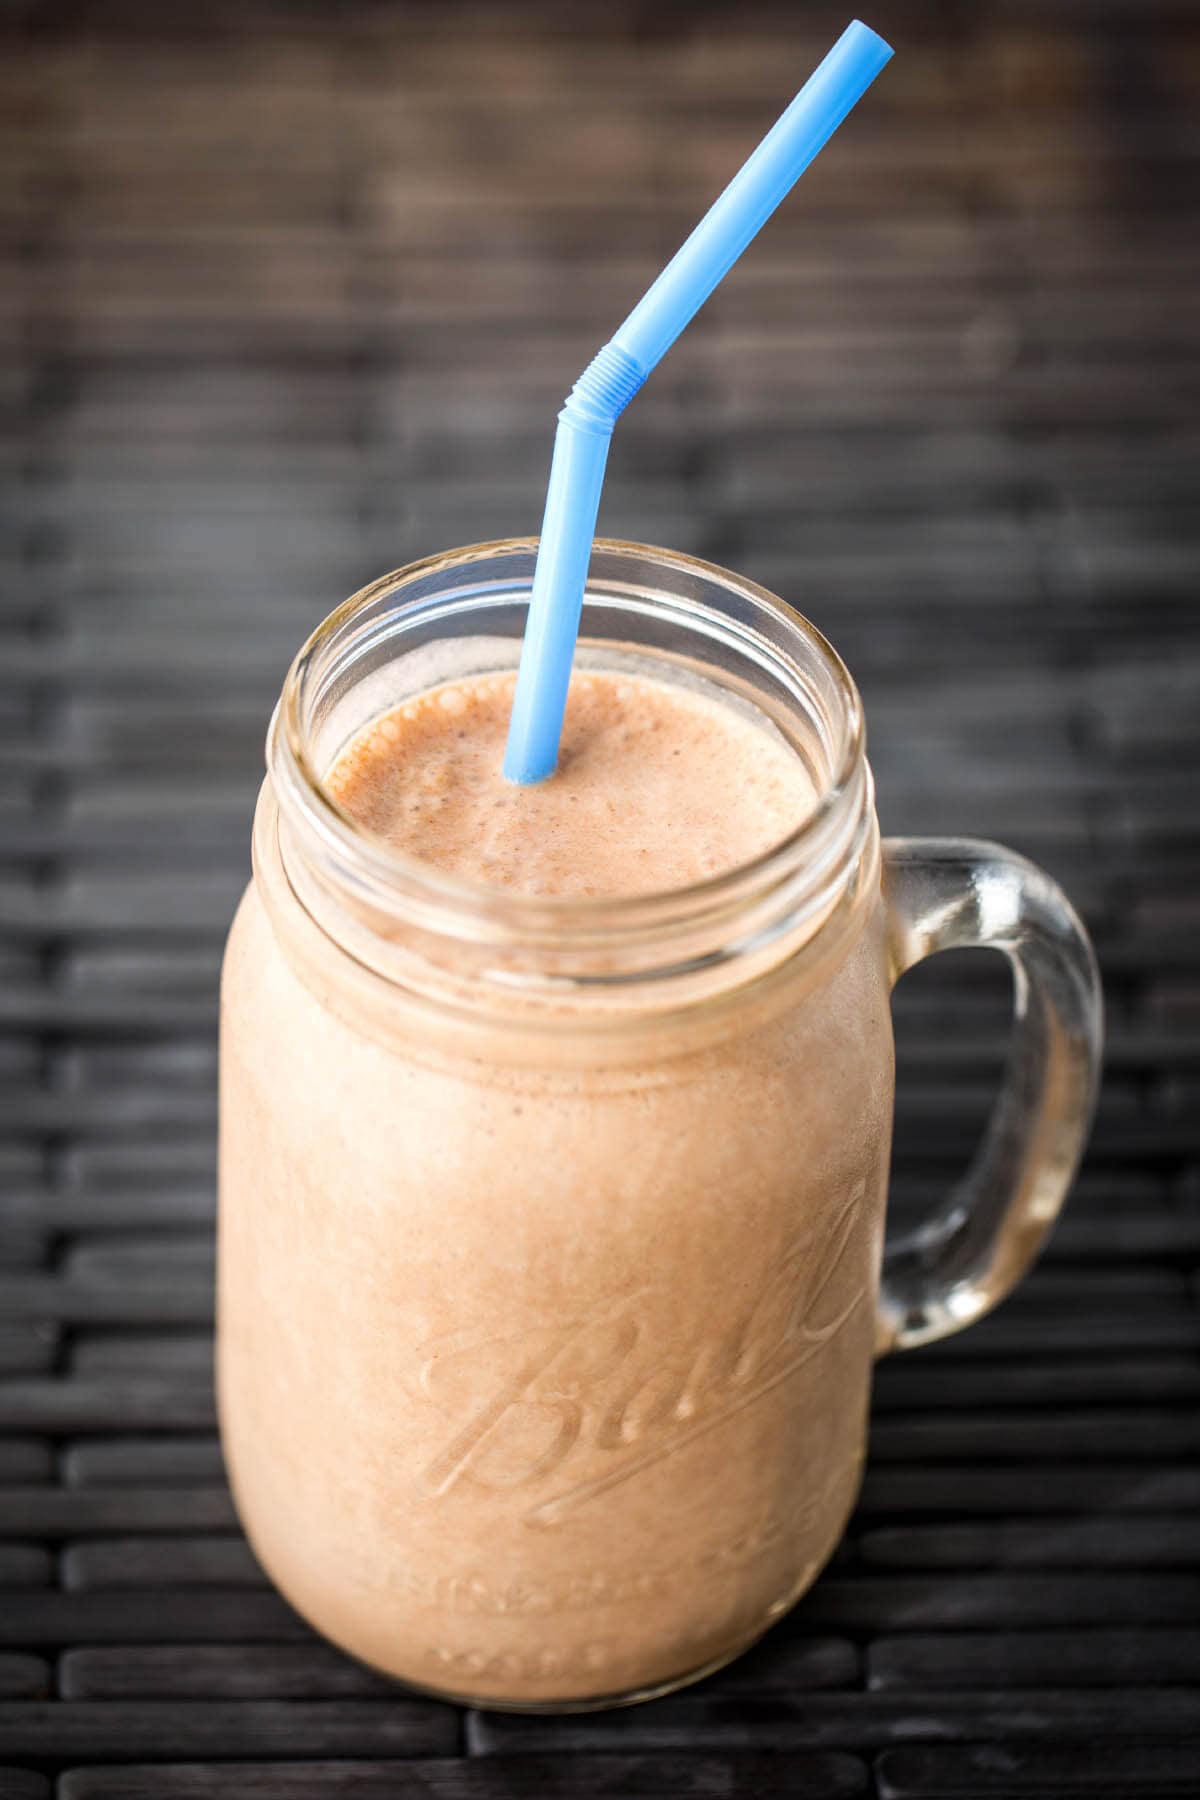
[2,0,1198,1794]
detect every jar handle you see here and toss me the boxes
[877,838,1103,1353]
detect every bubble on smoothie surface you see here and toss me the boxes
[327,669,819,901]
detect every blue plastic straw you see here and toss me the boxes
[503,19,893,784]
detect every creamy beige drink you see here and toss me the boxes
[219,540,1101,1707]
[326,668,816,896]
[220,647,893,1706]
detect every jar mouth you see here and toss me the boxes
[271,537,868,955]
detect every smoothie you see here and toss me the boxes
[326,668,818,897]
[219,657,894,1704]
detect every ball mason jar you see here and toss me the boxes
[218,539,1102,1709]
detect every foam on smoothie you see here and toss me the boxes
[326,668,818,899]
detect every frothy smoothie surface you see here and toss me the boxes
[326,668,819,899]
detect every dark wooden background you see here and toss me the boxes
[2,0,1199,1794]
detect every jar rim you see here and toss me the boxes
[272,536,867,947]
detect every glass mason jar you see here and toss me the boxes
[218,539,1102,1710]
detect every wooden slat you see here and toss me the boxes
[858,1517,1200,1569]
[876,1743,1200,1797]
[62,1441,226,1487]
[0,1592,310,1648]
[0,1444,53,1485]
[867,1630,1200,1692]
[0,1280,215,1328]
[0,1326,58,1377]
[58,1755,870,1799]
[0,1380,216,1434]
[57,1640,856,1701]
[0,1189,215,1233]
[0,1700,460,1760]
[0,1774,49,1800]
[0,1658,51,1701]
[0,1547,52,1589]
[468,1688,1200,1754]
[62,1537,263,1590]
[857,1465,1200,1517]
[70,1334,213,1376]
[871,1356,1200,1411]
[794,1574,1200,1631]
[59,1646,394,1701]
[866,1408,1200,1462]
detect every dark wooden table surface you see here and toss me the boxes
[3,0,1199,1794]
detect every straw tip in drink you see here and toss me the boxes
[503,747,553,786]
